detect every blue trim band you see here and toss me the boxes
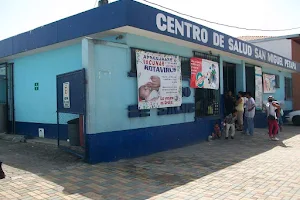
[12,121,68,140]
[85,119,219,163]
[0,1,128,58]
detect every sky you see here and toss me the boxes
[1,0,300,41]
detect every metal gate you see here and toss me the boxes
[56,69,86,159]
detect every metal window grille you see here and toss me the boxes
[193,51,220,117]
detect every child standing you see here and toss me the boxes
[275,103,284,132]
[224,109,238,139]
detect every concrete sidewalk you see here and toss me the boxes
[0,126,300,200]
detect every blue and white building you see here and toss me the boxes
[0,0,298,163]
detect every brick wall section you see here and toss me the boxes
[292,73,300,110]
[291,40,300,110]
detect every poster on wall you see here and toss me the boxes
[263,73,276,93]
[136,50,182,110]
[255,66,263,110]
[190,57,219,90]
[63,82,70,108]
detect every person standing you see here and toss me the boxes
[224,91,235,116]
[0,161,5,179]
[235,91,244,131]
[242,92,248,133]
[266,98,281,141]
[278,105,284,132]
[244,92,256,136]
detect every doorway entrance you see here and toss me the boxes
[223,62,236,95]
[0,63,14,134]
[245,65,255,97]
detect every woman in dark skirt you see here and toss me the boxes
[0,161,5,179]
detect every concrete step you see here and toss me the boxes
[0,133,26,143]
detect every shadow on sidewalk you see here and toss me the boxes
[0,125,299,199]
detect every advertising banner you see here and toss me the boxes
[136,50,182,110]
[190,57,219,90]
[263,73,276,93]
[255,66,263,110]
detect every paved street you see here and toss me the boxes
[1,126,300,200]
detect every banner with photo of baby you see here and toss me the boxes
[136,50,182,110]
[190,57,219,90]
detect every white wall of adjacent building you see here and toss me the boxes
[251,39,292,59]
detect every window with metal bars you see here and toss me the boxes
[128,48,190,78]
[193,51,220,117]
[285,77,292,100]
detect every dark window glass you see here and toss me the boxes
[285,77,293,100]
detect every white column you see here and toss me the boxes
[219,57,224,94]
[82,38,96,134]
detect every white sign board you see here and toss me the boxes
[63,82,70,108]
[255,66,263,110]
[136,50,182,110]
[190,57,219,90]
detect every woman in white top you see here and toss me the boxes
[267,97,280,141]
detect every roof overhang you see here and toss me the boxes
[0,0,299,73]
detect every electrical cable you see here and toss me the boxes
[140,0,300,32]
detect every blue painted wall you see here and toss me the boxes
[91,34,195,134]
[85,34,260,163]
[91,34,294,134]
[13,44,82,138]
[84,34,295,163]
[85,34,221,163]
[86,118,219,163]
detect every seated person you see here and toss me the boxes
[224,109,238,139]
[211,123,222,140]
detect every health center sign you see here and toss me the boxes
[136,50,182,110]
[153,13,298,72]
[190,57,219,90]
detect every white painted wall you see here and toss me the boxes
[251,39,292,59]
